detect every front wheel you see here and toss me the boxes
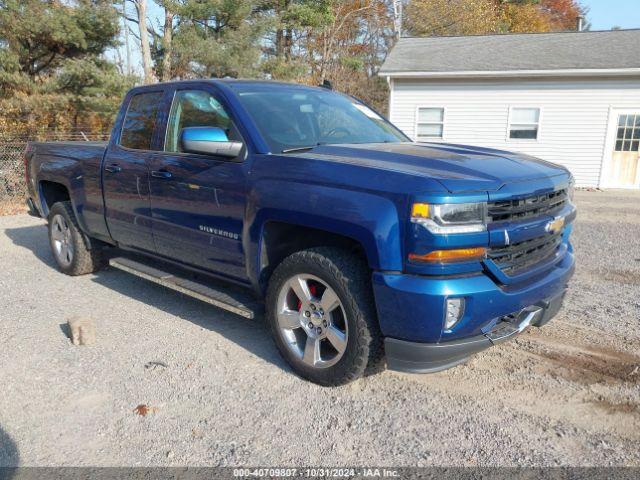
[48,201,105,276]
[266,247,383,386]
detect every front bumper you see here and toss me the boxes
[384,290,566,373]
[373,249,574,343]
[372,245,574,373]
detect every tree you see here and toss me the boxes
[0,0,133,135]
[404,0,587,36]
[159,0,270,79]
[147,0,179,81]
[56,57,134,129]
[258,0,334,81]
[500,0,553,33]
[159,1,178,81]
[295,1,397,112]
[0,0,120,89]
[129,0,157,83]
[540,0,585,31]
[405,0,502,37]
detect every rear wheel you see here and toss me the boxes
[266,247,383,386]
[48,201,105,276]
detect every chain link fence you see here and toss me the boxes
[0,132,109,215]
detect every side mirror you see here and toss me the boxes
[180,127,243,158]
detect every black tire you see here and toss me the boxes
[266,247,384,386]
[47,201,105,276]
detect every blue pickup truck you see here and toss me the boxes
[24,79,576,386]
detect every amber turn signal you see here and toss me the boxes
[409,247,486,264]
[411,203,430,219]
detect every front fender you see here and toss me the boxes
[245,180,406,286]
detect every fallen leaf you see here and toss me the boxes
[134,404,158,416]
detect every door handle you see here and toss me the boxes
[104,164,122,173]
[151,169,172,179]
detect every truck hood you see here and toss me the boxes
[298,142,569,193]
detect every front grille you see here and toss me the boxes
[488,232,562,275]
[488,189,568,223]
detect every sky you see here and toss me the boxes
[112,0,640,76]
[583,0,640,30]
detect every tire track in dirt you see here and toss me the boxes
[519,332,640,386]
[396,323,640,439]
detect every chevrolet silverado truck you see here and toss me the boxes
[24,80,576,386]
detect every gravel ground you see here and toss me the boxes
[0,190,639,467]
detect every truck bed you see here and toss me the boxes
[29,140,108,156]
[27,140,109,237]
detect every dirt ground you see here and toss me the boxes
[0,189,638,467]
[0,201,26,217]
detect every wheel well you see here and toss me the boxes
[259,221,368,291]
[40,181,70,211]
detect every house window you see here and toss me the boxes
[509,107,540,140]
[416,107,444,140]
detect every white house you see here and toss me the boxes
[379,29,640,188]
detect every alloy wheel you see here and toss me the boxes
[51,214,74,267]
[275,274,348,368]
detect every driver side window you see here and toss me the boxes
[164,90,235,153]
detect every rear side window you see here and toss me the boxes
[119,92,164,150]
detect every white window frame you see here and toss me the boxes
[507,106,542,142]
[414,106,446,141]
[600,106,640,189]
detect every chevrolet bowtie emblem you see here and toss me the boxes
[545,216,565,234]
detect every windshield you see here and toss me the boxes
[234,88,409,153]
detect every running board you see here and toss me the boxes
[108,256,259,319]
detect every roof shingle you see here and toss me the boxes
[380,30,640,75]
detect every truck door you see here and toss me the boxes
[148,88,249,282]
[103,90,165,252]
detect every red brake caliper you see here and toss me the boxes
[297,283,318,311]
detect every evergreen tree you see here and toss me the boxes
[0,0,133,135]
[168,0,271,79]
[259,0,334,81]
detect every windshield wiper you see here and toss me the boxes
[281,143,324,154]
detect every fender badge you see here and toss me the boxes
[198,225,240,240]
[545,216,565,234]
[504,230,510,246]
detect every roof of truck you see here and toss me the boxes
[134,78,325,91]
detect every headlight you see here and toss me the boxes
[411,202,487,234]
[568,175,575,203]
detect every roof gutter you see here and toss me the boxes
[380,68,640,79]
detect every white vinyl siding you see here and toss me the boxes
[388,77,640,187]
